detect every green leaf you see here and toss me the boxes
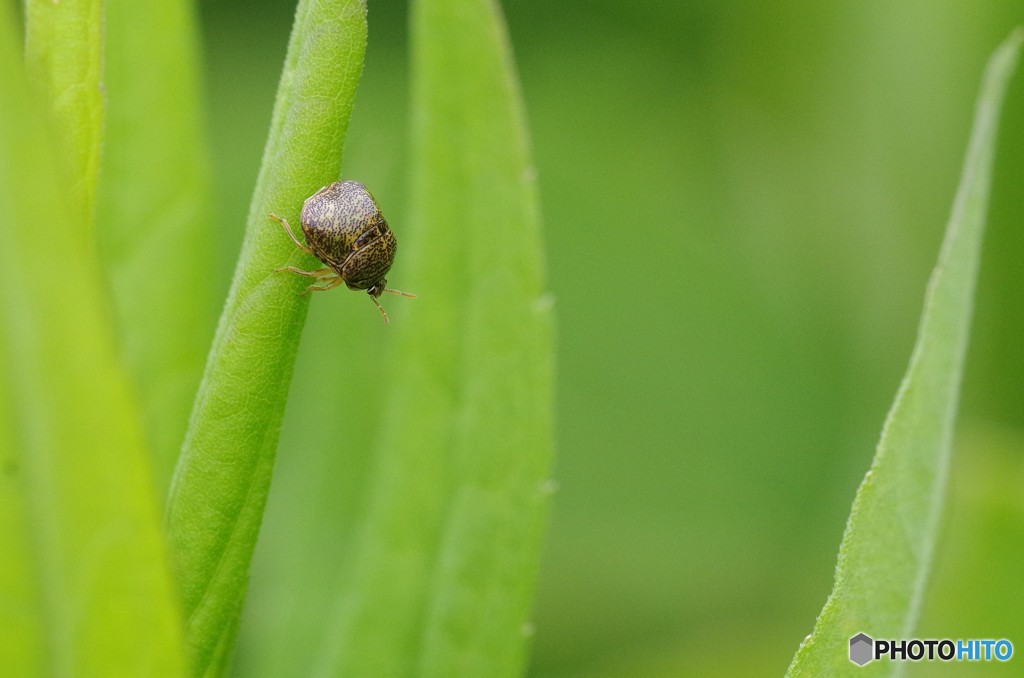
[23,0,103,230]
[0,4,187,675]
[163,0,368,674]
[322,0,555,675]
[95,0,216,492]
[0,301,43,676]
[786,28,1024,676]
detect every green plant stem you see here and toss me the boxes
[164,0,367,674]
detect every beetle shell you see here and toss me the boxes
[301,180,397,293]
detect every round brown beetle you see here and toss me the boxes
[269,180,414,324]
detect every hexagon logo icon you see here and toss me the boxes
[849,633,874,666]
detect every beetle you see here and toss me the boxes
[269,180,414,323]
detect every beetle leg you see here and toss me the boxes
[275,265,334,278]
[268,212,313,255]
[302,275,344,295]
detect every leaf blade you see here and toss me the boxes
[787,28,1024,676]
[0,4,187,674]
[95,0,217,492]
[322,0,555,674]
[23,0,104,230]
[163,1,368,673]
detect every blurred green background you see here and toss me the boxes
[196,1,1024,675]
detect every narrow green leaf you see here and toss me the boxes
[323,0,555,675]
[0,4,187,675]
[23,0,103,229]
[164,0,367,673]
[787,28,1023,676]
[0,304,43,675]
[95,0,216,492]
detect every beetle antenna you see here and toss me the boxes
[385,287,416,298]
[369,295,391,324]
